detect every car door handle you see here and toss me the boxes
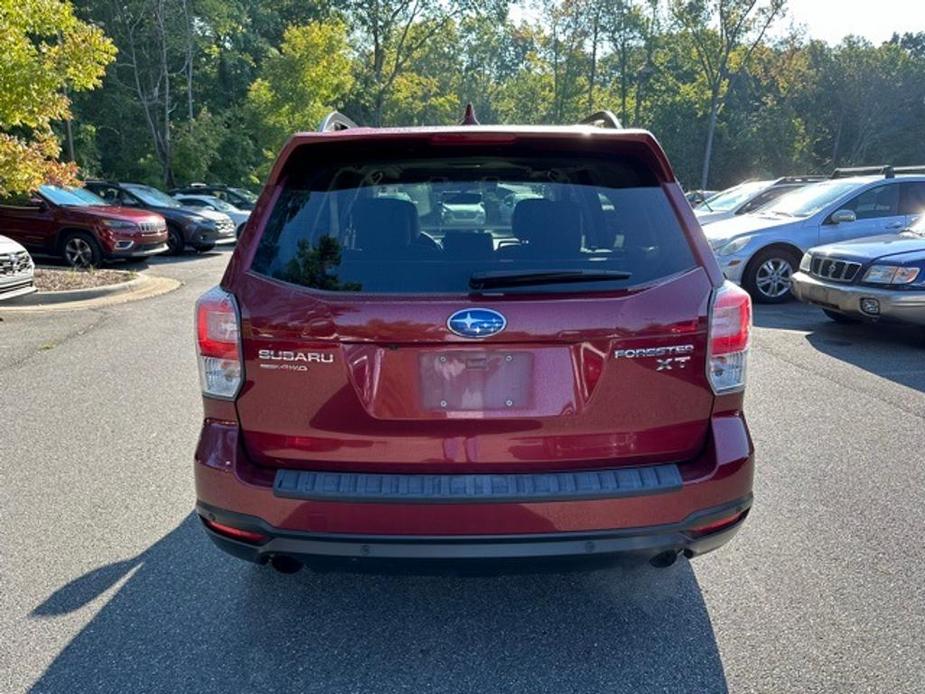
[886,221,905,229]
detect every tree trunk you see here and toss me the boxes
[700,88,720,189]
[157,0,174,186]
[588,11,599,111]
[183,0,194,120]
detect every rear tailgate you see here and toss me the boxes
[227,130,717,473]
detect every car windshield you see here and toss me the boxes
[699,181,770,211]
[188,196,236,212]
[125,184,181,208]
[762,180,862,218]
[251,147,696,295]
[39,185,108,207]
[229,187,257,203]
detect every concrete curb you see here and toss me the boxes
[0,273,181,313]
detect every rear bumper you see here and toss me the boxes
[198,496,751,565]
[792,271,925,324]
[195,414,754,564]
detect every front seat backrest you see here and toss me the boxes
[352,198,417,253]
[511,199,583,255]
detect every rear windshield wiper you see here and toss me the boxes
[469,269,632,291]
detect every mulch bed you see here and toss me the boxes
[34,268,137,292]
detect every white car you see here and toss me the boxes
[440,192,486,226]
[703,169,925,302]
[0,234,36,301]
[696,177,823,226]
[174,194,250,238]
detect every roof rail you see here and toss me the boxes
[892,165,925,176]
[318,111,358,133]
[775,175,826,184]
[578,110,623,129]
[831,165,896,179]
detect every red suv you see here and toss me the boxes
[194,112,754,573]
[0,185,167,267]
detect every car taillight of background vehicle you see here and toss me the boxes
[708,282,752,393]
[195,286,242,399]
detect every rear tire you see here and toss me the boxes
[823,309,860,324]
[166,226,185,255]
[61,231,103,269]
[743,247,802,304]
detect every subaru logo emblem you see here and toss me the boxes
[447,308,507,338]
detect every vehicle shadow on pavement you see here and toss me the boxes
[30,514,727,694]
[753,304,924,392]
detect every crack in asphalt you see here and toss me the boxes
[0,309,112,375]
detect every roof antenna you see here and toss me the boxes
[460,103,480,126]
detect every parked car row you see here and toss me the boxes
[0,181,255,272]
[695,165,925,334]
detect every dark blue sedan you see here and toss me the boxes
[791,220,925,328]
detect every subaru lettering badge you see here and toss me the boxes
[447,308,507,338]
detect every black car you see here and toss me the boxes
[85,182,237,254]
[168,184,257,211]
[792,220,925,331]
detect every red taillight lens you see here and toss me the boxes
[202,518,267,544]
[708,282,751,393]
[195,287,242,399]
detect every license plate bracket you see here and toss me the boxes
[419,351,534,412]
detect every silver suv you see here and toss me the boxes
[702,167,925,302]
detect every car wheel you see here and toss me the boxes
[744,248,801,304]
[62,232,103,269]
[195,243,216,253]
[166,226,185,255]
[822,309,860,324]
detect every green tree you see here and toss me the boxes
[246,20,355,171]
[0,0,116,194]
[670,0,787,188]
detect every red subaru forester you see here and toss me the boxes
[194,111,753,573]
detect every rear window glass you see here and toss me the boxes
[251,144,695,294]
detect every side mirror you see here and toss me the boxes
[830,209,857,224]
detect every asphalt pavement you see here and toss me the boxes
[1,250,923,693]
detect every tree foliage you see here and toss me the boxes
[0,0,116,194]
[8,0,925,194]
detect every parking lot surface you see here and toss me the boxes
[1,251,923,693]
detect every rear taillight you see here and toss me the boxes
[195,286,242,399]
[708,282,752,393]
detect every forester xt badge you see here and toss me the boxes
[613,344,694,371]
[258,349,334,372]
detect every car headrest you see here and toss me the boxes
[441,231,494,259]
[511,199,582,253]
[353,198,419,252]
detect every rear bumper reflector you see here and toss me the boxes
[273,464,682,504]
